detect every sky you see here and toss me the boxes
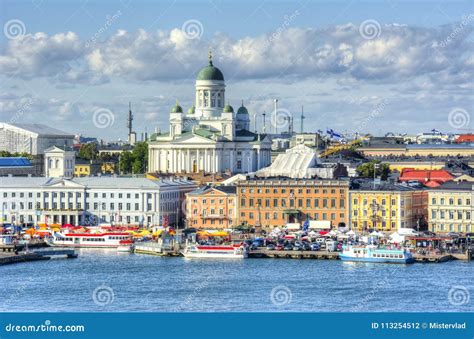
[0,0,473,141]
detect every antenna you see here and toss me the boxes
[127,102,133,135]
[300,105,305,133]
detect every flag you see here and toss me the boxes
[303,220,309,232]
[326,129,345,141]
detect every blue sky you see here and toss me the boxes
[0,0,473,140]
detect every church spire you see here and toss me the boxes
[208,48,213,66]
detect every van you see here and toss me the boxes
[325,240,337,252]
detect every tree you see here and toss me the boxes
[356,161,390,180]
[131,142,148,174]
[119,151,133,174]
[78,143,98,160]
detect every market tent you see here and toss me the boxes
[346,230,356,236]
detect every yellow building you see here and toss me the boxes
[101,162,117,174]
[428,181,473,233]
[349,182,428,231]
[383,161,445,172]
[74,160,100,177]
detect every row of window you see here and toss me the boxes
[432,224,472,232]
[352,221,402,228]
[2,191,176,200]
[241,198,345,209]
[353,210,404,217]
[353,198,400,206]
[241,188,345,194]
[431,197,471,206]
[239,212,344,220]
[431,210,471,220]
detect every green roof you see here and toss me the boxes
[196,60,224,81]
[171,103,183,113]
[237,105,248,115]
[223,104,234,113]
[187,105,195,114]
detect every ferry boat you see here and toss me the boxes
[181,244,247,259]
[339,245,414,264]
[117,239,134,252]
[46,232,132,249]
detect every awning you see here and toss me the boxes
[283,209,300,215]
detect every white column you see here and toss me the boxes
[187,149,190,172]
[257,149,261,170]
[196,149,200,172]
[212,149,216,173]
[204,149,208,172]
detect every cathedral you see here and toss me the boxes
[148,53,272,174]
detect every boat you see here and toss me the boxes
[339,244,414,264]
[181,244,247,259]
[45,232,132,248]
[117,239,134,252]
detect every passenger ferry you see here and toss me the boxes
[339,245,414,264]
[46,232,132,248]
[181,244,247,259]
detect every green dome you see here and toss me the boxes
[196,59,224,81]
[171,102,183,113]
[223,104,234,113]
[187,105,195,114]
[237,105,248,115]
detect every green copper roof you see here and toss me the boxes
[187,105,195,114]
[196,59,224,81]
[171,102,183,113]
[223,104,234,113]
[237,105,248,115]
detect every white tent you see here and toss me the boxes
[389,232,405,243]
[346,230,356,236]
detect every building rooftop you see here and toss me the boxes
[0,157,32,167]
[430,181,474,191]
[5,123,74,137]
[350,180,422,192]
[0,176,196,189]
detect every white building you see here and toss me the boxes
[0,176,197,227]
[0,123,74,155]
[44,146,75,178]
[148,53,272,174]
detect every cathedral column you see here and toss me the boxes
[212,149,216,173]
[257,149,261,170]
[196,149,200,172]
[204,149,208,173]
[187,149,190,172]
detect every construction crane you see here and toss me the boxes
[319,137,368,157]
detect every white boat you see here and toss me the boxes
[46,232,132,248]
[339,244,414,264]
[116,239,134,252]
[181,244,247,259]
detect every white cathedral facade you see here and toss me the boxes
[148,54,272,174]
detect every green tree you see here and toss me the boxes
[119,151,133,174]
[356,161,390,180]
[78,143,98,160]
[131,142,148,174]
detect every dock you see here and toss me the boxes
[249,249,340,259]
[133,242,180,256]
[0,249,78,266]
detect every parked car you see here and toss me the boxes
[293,243,303,251]
[310,243,321,251]
[275,244,284,251]
[284,244,294,251]
[266,244,276,250]
[302,242,311,251]
[315,237,326,244]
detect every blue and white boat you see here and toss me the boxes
[339,245,414,264]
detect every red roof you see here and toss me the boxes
[424,180,441,188]
[455,134,474,143]
[399,169,453,185]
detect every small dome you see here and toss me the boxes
[171,102,183,113]
[223,104,234,113]
[187,105,195,114]
[237,103,248,116]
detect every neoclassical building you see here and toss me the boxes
[148,53,272,174]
